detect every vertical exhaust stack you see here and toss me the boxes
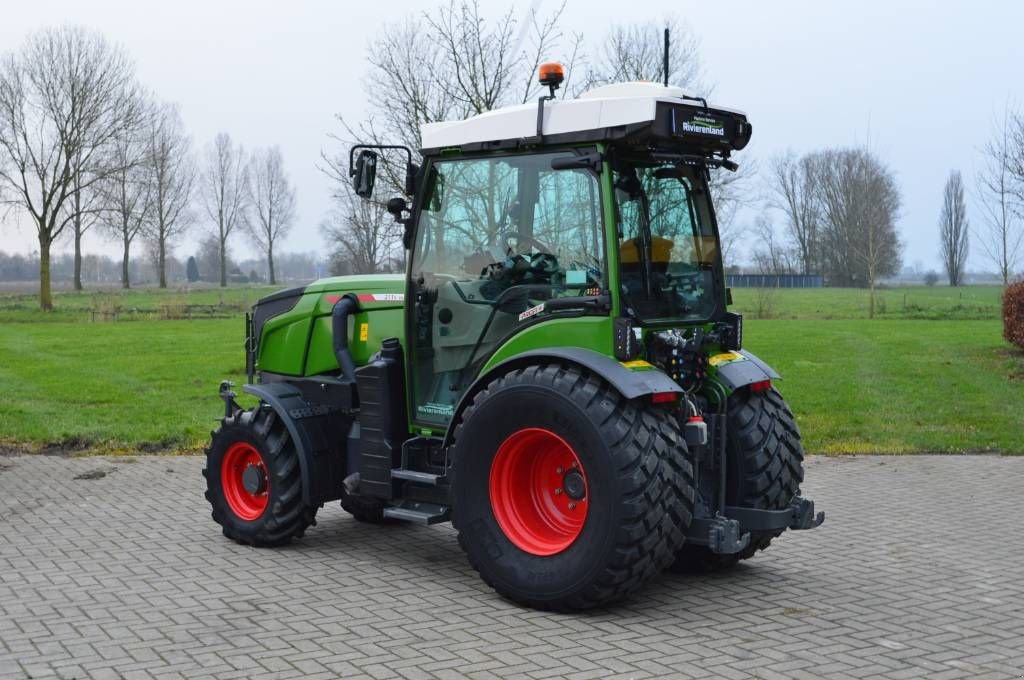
[331,296,359,384]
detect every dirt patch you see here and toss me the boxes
[782,607,812,617]
[0,438,188,457]
[73,467,116,481]
[991,346,1024,381]
[136,439,181,454]
[39,436,97,456]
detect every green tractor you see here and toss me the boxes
[204,64,823,611]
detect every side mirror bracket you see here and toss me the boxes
[387,197,415,250]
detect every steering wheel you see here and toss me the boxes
[502,231,553,256]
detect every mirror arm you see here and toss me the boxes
[349,144,412,176]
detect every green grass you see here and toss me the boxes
[731,285,1003,320]
[745,320,1023,454]
[0,285,1019,455]
[0,319,248,453]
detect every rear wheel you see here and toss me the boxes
[204,406,318,546]
[451,364,694,611]
[668,386,804,573]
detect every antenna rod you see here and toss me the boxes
[663,28,670,86]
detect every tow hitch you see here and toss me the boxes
[687,496,825,555]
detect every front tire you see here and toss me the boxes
[668,387,804,573]
[451,364,694,611]
[340,488,388,523]
[204,406,318,546]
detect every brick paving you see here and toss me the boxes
[1,454,1023,679]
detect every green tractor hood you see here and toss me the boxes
[253,274,406,377]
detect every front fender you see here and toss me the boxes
[442,347,682,447]
[242,381,350,505]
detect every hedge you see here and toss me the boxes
[1004,280,1024,349]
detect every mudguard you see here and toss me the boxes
[711,349,781,391]
[442,347,682,446]
[242,380,352,505]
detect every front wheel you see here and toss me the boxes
[204,406,318,546]
[451,364,695,611]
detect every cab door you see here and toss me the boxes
[406,151,607,430]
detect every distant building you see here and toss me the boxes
[726,274,824,288]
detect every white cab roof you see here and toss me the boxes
[420,82,744,150]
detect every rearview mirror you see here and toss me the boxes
[351,150,378,198]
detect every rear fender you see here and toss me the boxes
[442,347,682,447]
[709,349,780,393]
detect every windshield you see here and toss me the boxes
[614,161,720,321]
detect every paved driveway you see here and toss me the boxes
[1,454,1022,680]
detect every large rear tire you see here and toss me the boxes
[204,406,318,546]
[451,364,694,611]
[668,387,804,573]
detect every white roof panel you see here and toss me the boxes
[420,82,745,150]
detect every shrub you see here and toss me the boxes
[1004,281,1024,349]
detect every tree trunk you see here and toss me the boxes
[220,238,227,287]
[158,237,167,289]
[267,243,276,285]
[122,239,130,289]
[73,222,84,291]
[39,232,53,312]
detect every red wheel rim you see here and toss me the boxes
[221,442,270,521]
[489,428,588,556]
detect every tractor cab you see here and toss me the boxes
[355,75,752,429]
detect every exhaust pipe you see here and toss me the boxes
[331,295,359,384]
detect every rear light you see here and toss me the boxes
[650,391,678,404]
[749,380,771,393]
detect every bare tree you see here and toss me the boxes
[978,106,1023,285]
[200,132,248,287]
[583,14,755,262]
[100,106,153,289]
[322,1,577,272]
[144,102,194,288]
[815,147,901,316]
[62,153,104,290]
[246,146,295,285]
[587,16,705,92]
[708,160,757,266]
[427,0,572,115]
[768,151,820,274]
[939,170,969,286]
[0,26,141,310]
[321,183,399,275]
[750,215,791,275]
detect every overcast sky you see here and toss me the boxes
[1,0,1022,273]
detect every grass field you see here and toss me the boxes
[730,284,1003,320]
[0,285,1020,455]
